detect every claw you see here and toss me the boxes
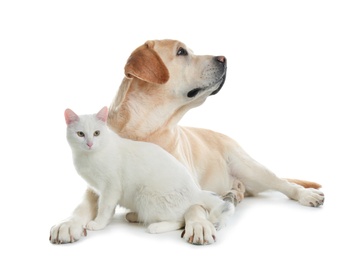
[194,238,202,245]
[188,235,194,243]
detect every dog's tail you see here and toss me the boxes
[201,191,235,231]
[284,178,322,189]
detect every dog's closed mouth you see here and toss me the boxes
[188,73,226,98]
[211,73,226,96]
[187,88,202,98]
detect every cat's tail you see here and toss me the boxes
[201,191,235,230]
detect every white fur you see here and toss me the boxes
[50,107,234,243]
[50,40,324,246]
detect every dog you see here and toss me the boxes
[50,39,324,245]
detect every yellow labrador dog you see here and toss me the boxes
[50,39,324,245]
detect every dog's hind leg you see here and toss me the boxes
[229,147,324,207]
[222,179,245,206]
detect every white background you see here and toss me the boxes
[1,0,361,259]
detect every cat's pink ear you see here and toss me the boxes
[64,108,79,125]
[96,106,108,122]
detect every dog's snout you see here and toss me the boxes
[215,56,227,64]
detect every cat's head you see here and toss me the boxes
[64,106,109,152]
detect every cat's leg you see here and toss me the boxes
[200,191,235,231]
[181,205,217,245]
[85,189,118,231]
[49,188,98,244]
[147,221,184,234]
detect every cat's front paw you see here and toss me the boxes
[86,220,107,231]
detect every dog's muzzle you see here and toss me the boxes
[187,56,227,98]
[210,56,227,96]
[210,72,226,96]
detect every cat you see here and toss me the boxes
[61,106,234,239]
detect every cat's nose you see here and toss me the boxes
[87,142,93,148]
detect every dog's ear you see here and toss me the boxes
[124,41,169,84]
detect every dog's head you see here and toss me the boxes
[124,39,227,107]
[108,40,227,137]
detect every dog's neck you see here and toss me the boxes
[108,78,188,142]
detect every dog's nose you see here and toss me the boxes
[215,56,227,65]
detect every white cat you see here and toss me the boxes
[51,106,234,243]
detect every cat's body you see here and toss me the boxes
[63,107,234,235]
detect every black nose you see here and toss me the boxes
[215,56,227,65]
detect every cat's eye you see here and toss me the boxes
[77,131,85,137]
[176,47,188,56]
[94,130,100,136]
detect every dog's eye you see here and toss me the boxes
[77,131,85,137]
[177,47,188,56]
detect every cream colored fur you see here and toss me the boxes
[50,39,324,245]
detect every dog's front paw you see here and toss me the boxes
[49,219,87,244]
[298,188,325,207]
[85,220,107,231]
[125,212,139,223]
[182,220,216,245]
